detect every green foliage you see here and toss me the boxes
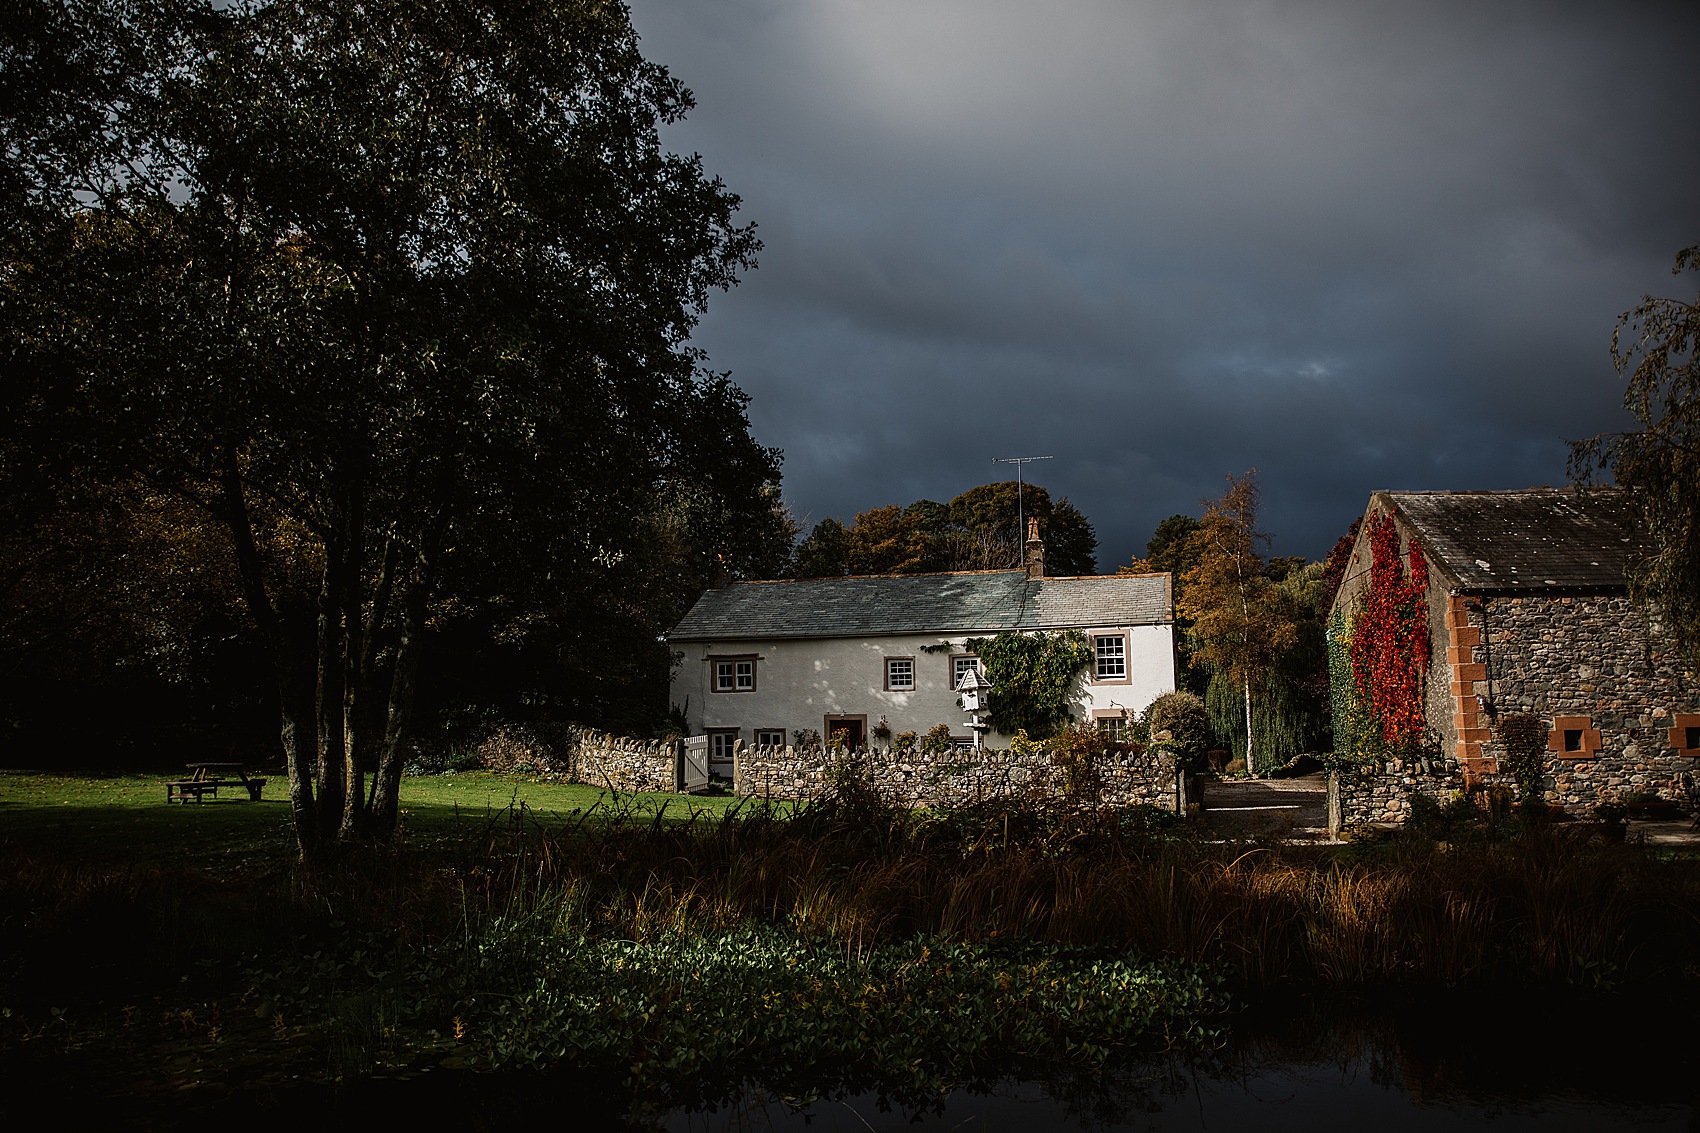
[1140,691,1209,767]
[1327,605,1366,759]
[1497,712,1549,805]
[1176,472,1324,772]
[1570,245,1700,671]
[964,630,1094,740]
[789,481,1099,578]
[1046,721,1105,800]
[0,0,779,837]
[919,724,954,755]
[465,930,1221,1088]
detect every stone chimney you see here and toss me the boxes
[1024,516,1045,579]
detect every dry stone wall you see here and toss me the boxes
[560,731,1187,811]
[735,743,1186,811]
[569,731,677,794]
[1329,756,1466,831]
[1469,596,1696,810]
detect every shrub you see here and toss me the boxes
[920,724,954,755]
[1141,691,1210,769]
[1048,721,1103,801]
[1496,713,1548,805]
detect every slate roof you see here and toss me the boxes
[1386,489,1649,594]
[668,571,1172,642]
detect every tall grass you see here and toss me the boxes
[447,786,1700,991]
[4,782,1698,1097]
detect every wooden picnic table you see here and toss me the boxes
[165,762,268,804]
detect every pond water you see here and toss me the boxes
[44,992,1695,1130]
[644,994,1693,1132]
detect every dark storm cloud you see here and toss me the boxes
[628,0,1700,563]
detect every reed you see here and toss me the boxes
[448,787,1700,991]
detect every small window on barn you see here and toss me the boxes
[1548,716,1600,759]
[1688,726,1700,751]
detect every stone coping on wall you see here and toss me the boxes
[564,729,1188,811]
[1328,756,1466,833]
[735,742,1186,811]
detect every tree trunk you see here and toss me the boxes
[214,451,319,858]
[1242,675,1255,776]
[336,485,367,843]
[314,527,348,847]
[370,570,430,836]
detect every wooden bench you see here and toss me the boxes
[165,765,268,803]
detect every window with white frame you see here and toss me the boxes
[1093,634,1127,681]
[708,730,738,776]
[1096,714,1130,741]
[755,729,786,748]
[885,657,915,691]
[951,654,982,691]
[712,657,756,692]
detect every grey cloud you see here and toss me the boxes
[633,0,1699,563]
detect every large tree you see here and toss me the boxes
[1175,472,1306,773]
[1571,245,1700,671]
[1,0,777,856]
[790,481,1099,579]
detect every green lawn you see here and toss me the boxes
[0,768,757,865]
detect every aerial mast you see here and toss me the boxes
[990,455,1053,561]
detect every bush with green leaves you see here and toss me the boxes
[920,724,954,755]
[1140,691,1210,769]
[1496,713,1548,805]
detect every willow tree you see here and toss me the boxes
[1571,245,1700,671]
[1,0,774,857]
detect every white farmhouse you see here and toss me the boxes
[667,541,1176,776]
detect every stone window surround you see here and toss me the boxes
[1547,715,1602,760]
[1093,707,1132,741]
[1669,713,1700,757]
[710,654,757,693]
[884,655,916,692]
[949,653,983,691]
[1091,631,1131,684]
[754,728,786,748]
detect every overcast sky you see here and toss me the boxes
[626,0,1699,565]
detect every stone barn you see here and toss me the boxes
[1329,488,1697,817]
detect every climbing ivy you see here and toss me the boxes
[1349,512,1431,751]
[1326,604,1377,766]
[963,630,1094,740]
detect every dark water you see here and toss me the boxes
[32,993,1698,1130]
[647,994,1696,1132]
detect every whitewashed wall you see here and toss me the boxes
[670,625,1175,748]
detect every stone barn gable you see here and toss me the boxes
[1330,489,1696,810]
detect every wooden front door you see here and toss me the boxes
[825,716,865,749]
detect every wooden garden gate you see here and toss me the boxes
[678,735,711,793]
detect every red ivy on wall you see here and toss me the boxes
[1350,512,1430,749]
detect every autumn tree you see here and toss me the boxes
[1,0,776,855]
[1175,472,1306,773]
[1123,513,1206,693]
[1571,245,1700,670]
[790,481,1099,579]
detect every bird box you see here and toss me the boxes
[956,666,992,712]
